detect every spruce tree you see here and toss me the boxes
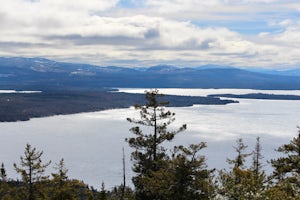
[0,162,7,181]
[269,132,300,198]
[219,138,278,199]
[99,182,107,200]
[126,89,186,200]
[219,138,254,199]
[14,143,51,200]
[0,162,12,199]
[51,158,75,200]
[250,137,267,199]
[252,137,264,175]
[168,143,215,199]
[227,138,251,169]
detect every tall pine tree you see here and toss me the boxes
[218,138,255,199]
[250,137,267,199]
[14,143,51,200]
[168,143,215,199]
[126,89,186,200]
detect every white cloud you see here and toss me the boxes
[146,0,280,8]
[275,23,300,45]
[0,0,299,68]
[41,0,118,12]
[277,19,294,27]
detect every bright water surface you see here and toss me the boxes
[0,88,299,189]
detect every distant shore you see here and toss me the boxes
[209,93,300,100]
[0,90,237,122]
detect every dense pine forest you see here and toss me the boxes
[1,90,299,200]
[0,90,235,122]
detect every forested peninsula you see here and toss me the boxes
[0,90,237,122]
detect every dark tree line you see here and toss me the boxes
[0,91,235,122]
[0,90,299,199]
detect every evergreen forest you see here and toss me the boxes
[0,90,299,200]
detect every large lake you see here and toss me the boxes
[1,88,300,189]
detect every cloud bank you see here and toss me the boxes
[0,0,299,68]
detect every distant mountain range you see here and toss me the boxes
[1,57,300,90]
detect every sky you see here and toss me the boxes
[0,0,300,68]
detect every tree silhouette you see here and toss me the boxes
[126,89,186,199]
[14,143,51,200]
[51,158,75,200]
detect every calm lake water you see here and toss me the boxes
[0,88,300,189]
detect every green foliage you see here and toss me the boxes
[0,177,11,200]
[269,132,300,198]
[1,162,7,181]
[218,138,267,200]
[226,138,251,169]
[127,89,186,167]
[2,144,111,200]
[126,89,187,199]
[127,90,217,200]
[127,143,216,200]
[99,182,107,200]
[250,137,267,198]
[264,185,298,200]
[14,143,51,200]
[64,179,94,200]
[167,143,216,199]
[108,185,135,200]
[50,158,76,200]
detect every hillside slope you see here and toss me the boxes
[1,57,300,90]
